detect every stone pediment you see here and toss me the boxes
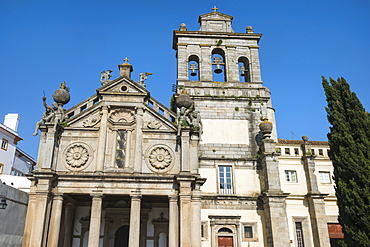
[97,76,149,96]
[198,11,234,33]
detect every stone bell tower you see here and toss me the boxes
[173,7,277,159]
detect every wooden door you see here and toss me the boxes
[218,236,233,247]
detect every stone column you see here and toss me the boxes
[248,45,262,83]
[258,128,290,247]
[41,129,57,169]
[168,194,179,247]
[191,189,202,247]
[180,130,190,173]
[200,44,212,81]
[134,107,144,173]
[225,45,239,82]
[129,191,142,247]
[88,193,104,247]
[47,194,64,246]
[22,192,36,247]
[30,192,51,247]
[178,179,192,247]
[301,136,330,247]
[63,202,76,247]
[96,106,109,171]
[189,132,200,174]
[177,44,188,81]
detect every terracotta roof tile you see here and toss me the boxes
[277,139,328,146]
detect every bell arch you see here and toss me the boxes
[212,48,226,82]
[238,56,250,82]
[188,55,200,81]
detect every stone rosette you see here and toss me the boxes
[63,142,93,171]
[146,145,175,173]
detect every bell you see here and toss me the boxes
[239,65,246,76]
[214,64,222,74]
[190,71,197,76]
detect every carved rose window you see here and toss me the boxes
[149,147,172,169]
[66,144,89,168]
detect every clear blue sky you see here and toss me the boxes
[1,0,370,160]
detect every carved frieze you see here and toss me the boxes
[109,109,135,123]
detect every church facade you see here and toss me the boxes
[23,9,341,247]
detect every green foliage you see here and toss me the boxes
[234,107,239,111]
[322,77,370,247]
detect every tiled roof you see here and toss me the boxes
[277,139,328,146]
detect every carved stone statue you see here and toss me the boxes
[138,72,153,87]
[100,70,113,86]
[189,110,202,133]
[33,82,70,136]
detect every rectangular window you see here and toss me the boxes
[1,139,8,151]
[219,166,233,194]
[294,148,299,155]
[319,171,331,184]
[0,164,3,174]
[115,130,127,168]
[285,148,290,155]
[244,226,253,238]
[318,149,323,156]
[285,170,298,182]
[295,222,305,247]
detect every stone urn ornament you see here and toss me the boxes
[52,81,70,105]
[259,118,273,139]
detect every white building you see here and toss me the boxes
[23,9,342,247]
[0,114,36,192]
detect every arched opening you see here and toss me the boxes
[188,55,200,81]
[238,57,250,82]
[218,227,233,233]
[114,225,129,247]
[212,48,226,82]
[158,232,167,247]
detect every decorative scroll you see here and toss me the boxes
[82,112,101,127]
[147,120,162,129]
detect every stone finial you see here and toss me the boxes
[118,58,133,78]
[259,118,273,139]
[302,135,309,142]
[52,81,70,105]
[246,26,254,33]
[138,72,153,87]
[179,23,187,31]
[100,70,113,86]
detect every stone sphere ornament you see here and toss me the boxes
[52,81,70,105]
[175,89,193,109]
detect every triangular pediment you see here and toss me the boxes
[198,11,233,21]
[97,76,149,96]
[198,11,234,33]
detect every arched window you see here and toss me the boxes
[158,232,167,247]
[212,48,226,82]
[188,55,200,81]
[238,57,250,82]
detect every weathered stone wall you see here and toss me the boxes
[0,182,28,247]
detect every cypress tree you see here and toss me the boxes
[322,77,370,247]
